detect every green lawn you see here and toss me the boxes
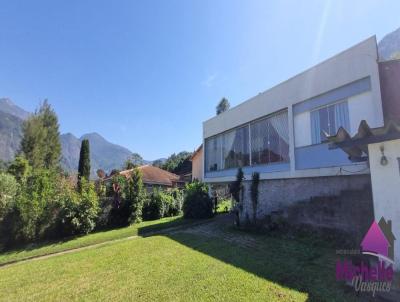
[0,215,361,302]
[0,216,196,266]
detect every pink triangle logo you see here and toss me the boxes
[360,220,393,263]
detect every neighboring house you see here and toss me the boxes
[202,36,399,229]
[105,165,185,191]
[190,144,203,181]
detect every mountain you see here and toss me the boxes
[0,111,24,162]
[0,98,30,120]
[0,99,149,177]
[378,27,400,61]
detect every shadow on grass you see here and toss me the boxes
[0,216,196,266]
[143,213,362,302]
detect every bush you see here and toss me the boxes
[142,189,183,221]
[183,181,213,219]
[142,189,165,220]
[58,179,100,236]
[167,189,183,216]
[0,172,18,220]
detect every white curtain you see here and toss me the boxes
[334,101,350,133]
[269,112,289,144]
[311,110,321,144]
[222,130,236,169]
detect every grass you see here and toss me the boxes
[0,216,195,266]
[0,215,362,301]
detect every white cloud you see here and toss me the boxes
[201,73,218,87]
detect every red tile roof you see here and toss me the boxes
[119,165,181,186]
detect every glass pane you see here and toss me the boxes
[250,118,269,165]
[205,135,221,171]
[223,126,250,169]
[250,111,289,165]
[318,107,329,142]
[327,105,336,136]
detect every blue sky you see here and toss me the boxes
[0,1,399,160]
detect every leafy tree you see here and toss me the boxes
[39,100,62,169]
[7,156,31,182]
[96,169,106,179]
[183,181,213,219]
[125,168,145,223]
[0,172,18,220]
[126,153,144,167]
[78,139,91,190]
[162,151,192,174]
[216,97,230,115]
[59,179,99,236]
[152,159,164,168]
[20,100,61,170]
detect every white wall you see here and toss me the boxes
[203,36,383,139]
[368,139,400,271]
[348,91,381,135]
[191,148,203,181]
[294,111,311,147]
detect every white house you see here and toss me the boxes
[201,36,400,242]
[203,36,383,184]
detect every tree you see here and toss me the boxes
[96,169,106,179]
[152,159,164,168]
[216,97,230,115]
[20,100,61,170]
[7,156,31,182]
[0,172,18,220]
[78,139,91,190]
[162,151,192,173]
[125,167,145,223]
[39,100,62,169]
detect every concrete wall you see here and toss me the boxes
[203,36,383,183]
[239,174,371,220]
[368,139,400,271]
[191,148,203,181]
[379,60,400,123]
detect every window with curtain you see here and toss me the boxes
[205,135,222,172]
[222,126,250,169]
[311,100,350,144]
[250,111,289,165]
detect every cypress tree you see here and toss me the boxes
[78,139,91,190]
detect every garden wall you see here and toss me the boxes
[239,174,374,242]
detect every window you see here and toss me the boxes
[205,135,221,171]
[311,101,350,144]
[205,110,289,172]
[222,126,250,169]
[250,111,289,165]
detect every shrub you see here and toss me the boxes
[183,181,213,219]
[142,189,165,220]
[167,189,183,216]
[58,179,100,236]
[0,172,18,220]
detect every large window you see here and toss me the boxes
[311,101,350,144]
[205,110,289,172]
[222,126,250,169]
[250,111,289,165]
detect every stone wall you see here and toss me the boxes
[239,174,374,240]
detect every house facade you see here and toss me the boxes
[202,36,387,224]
